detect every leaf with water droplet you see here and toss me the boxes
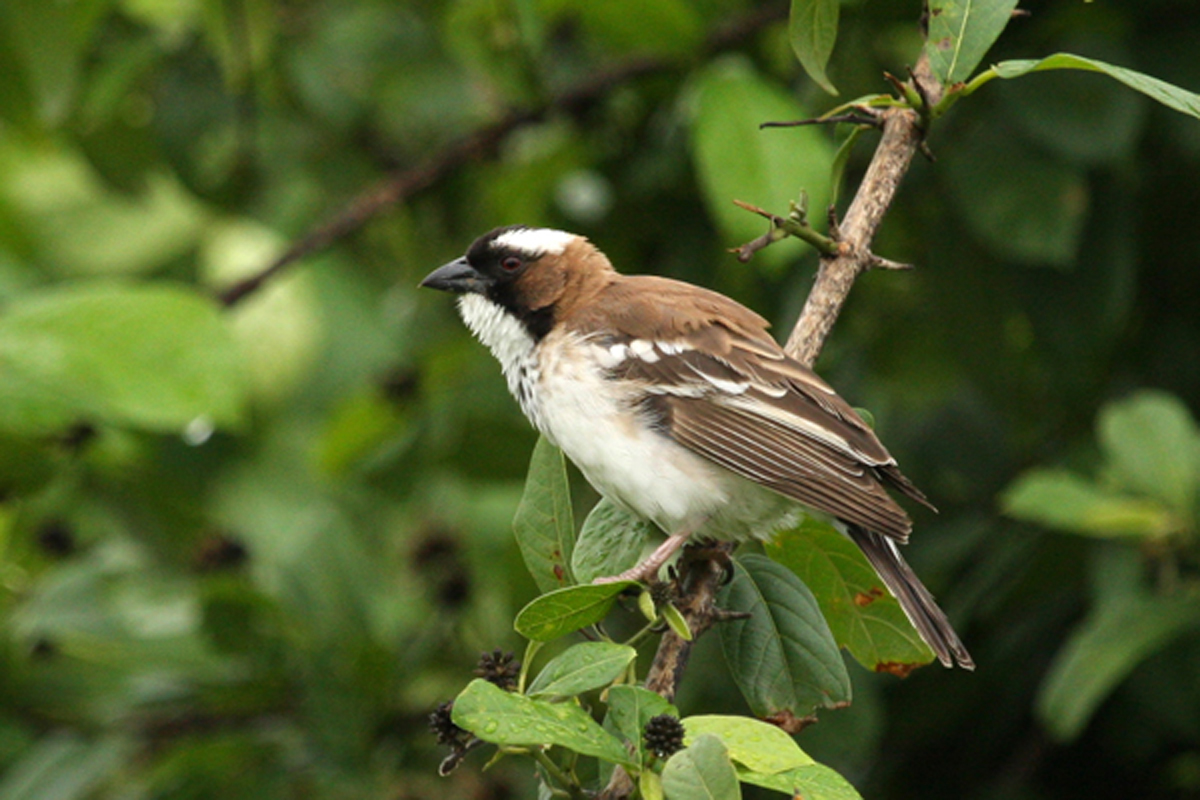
[451,679,634,766]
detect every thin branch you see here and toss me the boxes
[784,92,928,366]
[730,199,840,260]
[760,111,882,129]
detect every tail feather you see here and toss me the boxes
[846,524,974,670]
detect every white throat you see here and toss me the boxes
[457,293,543,427]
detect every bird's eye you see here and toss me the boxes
[501,256,522,272]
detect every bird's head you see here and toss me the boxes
[421,226,613,341]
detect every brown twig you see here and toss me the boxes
[597,543,734,800]
[784,63,932,367]
[760,111,882,129]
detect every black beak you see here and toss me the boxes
[420,256,486,294]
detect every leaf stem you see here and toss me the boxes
[530,747,587,799]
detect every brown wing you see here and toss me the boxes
[574,276,932,540]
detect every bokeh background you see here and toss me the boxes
[1,0,1198,798]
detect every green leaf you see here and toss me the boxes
[607,686,678,765]
[662,734,742,800]
[765,521,935,672]
[526,642,637,698]
[717,555,850,719]
[690,57,834,270]
[451,679,635,766]
[788,0,840,95]
[925,0,1020,86]
[572,498,653,584]
[514,582,637,642]
[513,436,575,592]
[641,769,666,800]
[682,715,812,774]
[0,282,245,435]
[1036,592,1200,742]
[1098,391,1200,520]
[662,601,693,641]
[972,53,1200,121]
[737,762,863,800]
[1002,468,1177,539]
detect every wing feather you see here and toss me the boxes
[602,324,931,539]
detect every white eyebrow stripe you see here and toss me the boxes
[492,228,576,257]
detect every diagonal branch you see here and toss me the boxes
[783,103,923,366]
[785,54,939,366]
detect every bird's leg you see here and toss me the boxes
[593,523,699,585]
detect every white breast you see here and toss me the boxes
[457,294,544,428]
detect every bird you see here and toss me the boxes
[421,225,973,669]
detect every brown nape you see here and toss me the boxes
[566,272,776,349]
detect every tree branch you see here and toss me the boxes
[783,103,923,366]
[783,55,938,366]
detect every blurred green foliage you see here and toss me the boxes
[1,0,1199,798]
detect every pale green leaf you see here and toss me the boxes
[641,769,665,800]
[526,642,637,698]
[1002,468,1177,538]
[765,521,935,671]
[662,602,693,641]
[788,0,840,95]
[981,53,1200,120]
[0,282,245,435]
[513,436,575,592]
[1098,390,1200,520]
[572,498,653,584]
[682,715,812,774]
[737,762,863,800]
[452,679,635,766]
[690,57,834,270]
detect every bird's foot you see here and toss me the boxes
[592,530,692,585]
